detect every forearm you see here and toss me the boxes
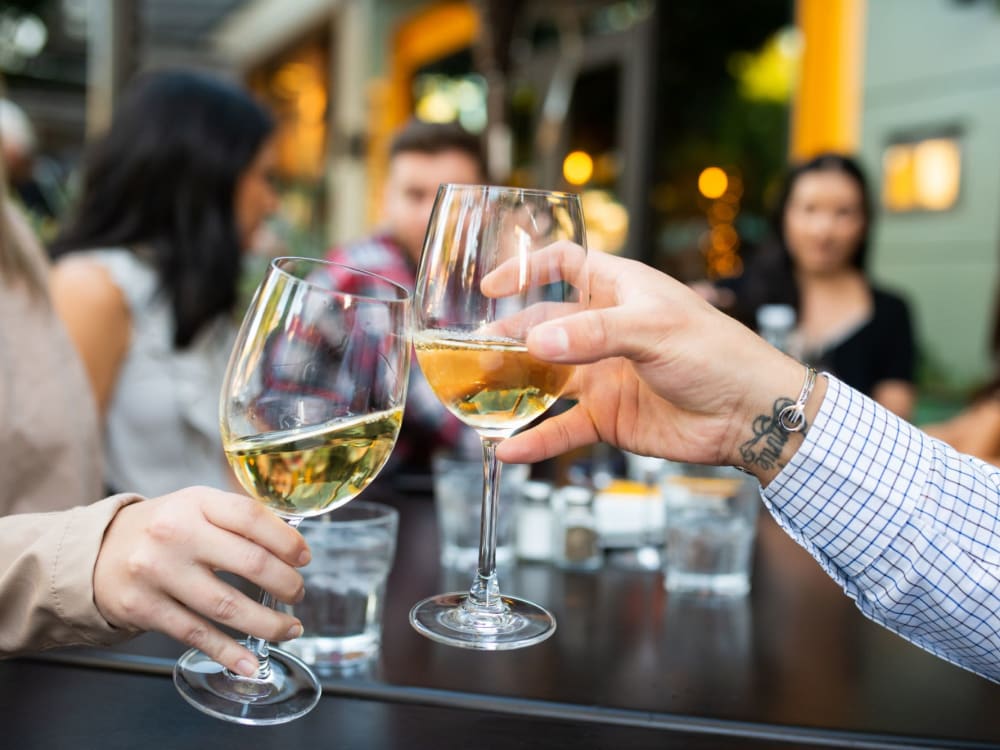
[0,494,142,656]
[871,379,916,421]
[762,377,1000,682]
[726,352,829,487]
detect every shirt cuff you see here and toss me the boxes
[51,493,145,645]
[762,376,932,580]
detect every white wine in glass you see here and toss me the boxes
[226,409,403,516]
[409,184,588,650]
[173,257,410,724]
[413,334,573,437]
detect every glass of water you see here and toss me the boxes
[661,464,761,596]
[281,501,399,673]
[432,451,527,571]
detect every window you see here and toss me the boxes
[882,134,961,212]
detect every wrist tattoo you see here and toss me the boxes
[739,397,807,471]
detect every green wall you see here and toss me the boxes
[861,0,1000,393]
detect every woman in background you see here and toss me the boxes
[728,153,917,419]
[49,69,279,496]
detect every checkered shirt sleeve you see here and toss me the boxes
[325,238,466,456]
[763,375,1000,683]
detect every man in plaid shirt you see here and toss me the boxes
[326,120,486,479]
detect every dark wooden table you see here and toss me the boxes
[5,487,1000,749]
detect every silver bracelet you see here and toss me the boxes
[777,366,817,433]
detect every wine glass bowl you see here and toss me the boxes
[173,257,410,724]
[413,334,575,439]
[409,185,588,650]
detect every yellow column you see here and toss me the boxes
[366,2,479,225]
[791,0,866,160]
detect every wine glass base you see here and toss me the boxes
[173,646,321,725]
[409,592,556,650]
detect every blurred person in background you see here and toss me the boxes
[0,145,307,677]
[0,97,66,238]
[0,140,102,515]
[48,69,279,497]
[721,153,917,420]
[924,288,1000,464]
[325,119,485,480]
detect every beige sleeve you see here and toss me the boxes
[0,493,144,656]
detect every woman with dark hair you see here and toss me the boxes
[730,153,917,419]
[49,69,278,496]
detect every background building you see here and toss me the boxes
[10,0,999,396]
[859,0,1000,393]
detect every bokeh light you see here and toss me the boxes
[563,150,595,186]
[698,166,729,199]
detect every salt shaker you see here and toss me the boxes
[516,480,554,562]
[553,486,602,570]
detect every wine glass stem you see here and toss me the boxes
[243,590,274,679]
[241,515,304,679]
[468,436,504,612]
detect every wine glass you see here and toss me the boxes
[409,184,588,650]
[174,257,410,724]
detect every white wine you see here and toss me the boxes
[415,334,572,435]
[225,408,402,518]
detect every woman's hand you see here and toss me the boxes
[93,487,309,677]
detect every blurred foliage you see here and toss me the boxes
[4,0,47,12]
[653,0,791,214]
[649,0,792,278]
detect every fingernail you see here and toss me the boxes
[235,658,258,678]
[533,325,569,358]
[297,548,311,566]
[285,622,304,640]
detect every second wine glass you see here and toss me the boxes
[409,184,588,650]
[174,257,411,724]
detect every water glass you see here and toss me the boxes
[432,452,527,571]
[281,501,399,672]
[661,464,761,596]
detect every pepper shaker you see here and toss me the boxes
[553,486,602,570]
